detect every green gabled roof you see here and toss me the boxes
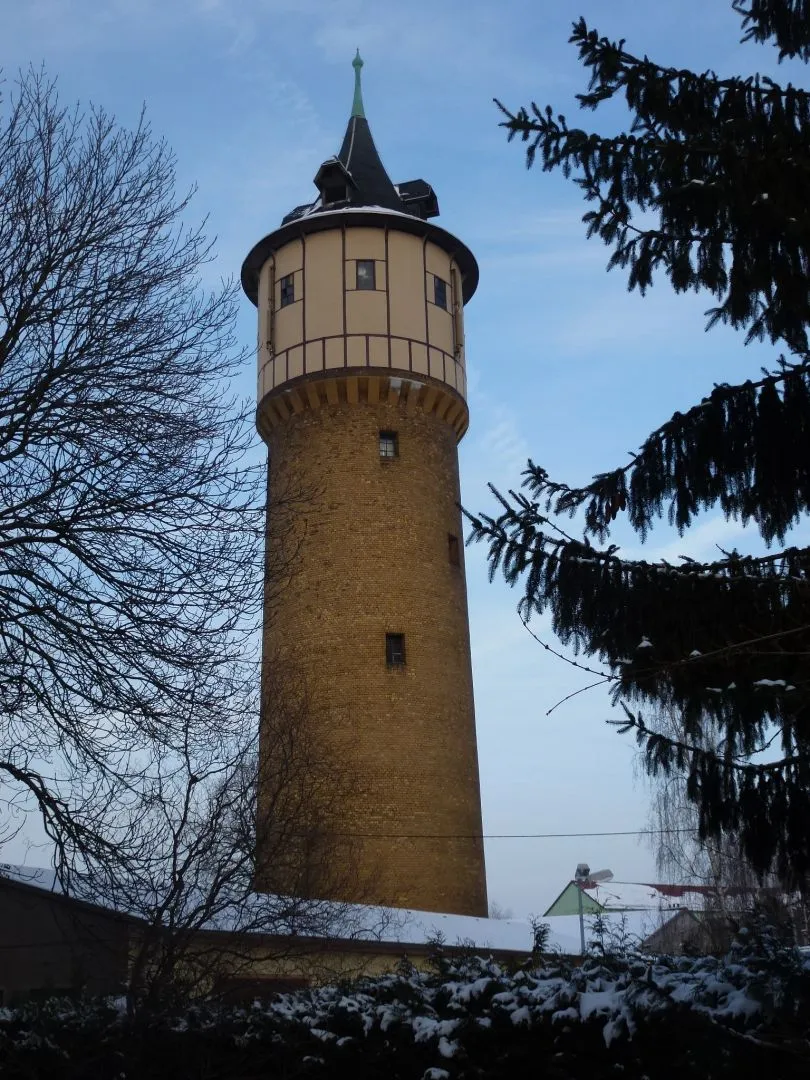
[543,881,606,917]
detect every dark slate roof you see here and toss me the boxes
[280,53,439,226]
[335,113,404,212]
[396,179,439,220]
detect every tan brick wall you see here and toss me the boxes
[258,392,487,917]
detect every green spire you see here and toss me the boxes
[351,49,365,119]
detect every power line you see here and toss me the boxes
[318,828,692,840]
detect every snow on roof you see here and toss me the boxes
[377,907,533,952]
[584,881,687,913]
[290,203,425,223]
[4,862,692,955]
[0,864,537,952]
[3,864,692,955]
[0,863,60,893]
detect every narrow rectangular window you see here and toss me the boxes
[386,633,406,667]
[280,273,295,308]
[434,275,448,309]
[448,534,460,566]
[379,430,398,459]
[356,259,376,290]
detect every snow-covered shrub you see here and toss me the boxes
[1,946,809,1078]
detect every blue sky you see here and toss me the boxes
[4,1,806,919]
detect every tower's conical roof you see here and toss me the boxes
[282,53,412,224]
[334,51,404,213]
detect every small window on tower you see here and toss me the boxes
[434,275,448,309]
[448,534,460,566]
[356,259,376,290]
[280,274,295,308]
[379,430,398,460]
[386,633,406,667]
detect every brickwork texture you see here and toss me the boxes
[258,392,488,916]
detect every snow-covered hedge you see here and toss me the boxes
[2,933,809,1078]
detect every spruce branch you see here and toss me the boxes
[485,0,810,885]
[733,0,810,61]
[497,18,810,351]
[512,358,810,544]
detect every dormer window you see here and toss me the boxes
[314,158,354,208]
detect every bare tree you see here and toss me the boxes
[0,68,264,880]
[488,901,514,921]
[57,672,389,1012]
[0,70,388,1004]
[644,708,810,950]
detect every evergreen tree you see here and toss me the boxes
[469,1,810,885]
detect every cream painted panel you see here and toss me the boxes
[429,348,445,381]
[304,232,344,340]
[274,300,303,353]
[411,342,428,375]
[345,227,386,261]
[444,358,457,391]
[388,231,426,342]
[347,335,365,367]
[427,302,453,354]
[346,290,387,336]
[452,361,466,396]
[274,240,303,286]
[390,338,409,372]
[369,336,388,369]
[325,338,344,369]
[305,341,324,374]
[288,347,304,381]
[424,241,452,279]
[450,263,465,338]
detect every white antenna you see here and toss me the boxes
[572,863,614,954]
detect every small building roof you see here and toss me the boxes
[0,864,534,954]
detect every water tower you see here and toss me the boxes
[242,54,487,916]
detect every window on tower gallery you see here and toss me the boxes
[379,430,398,459]
[356,259,376,290]
[280,274,295,307]
[386,633,406,667]
[433,275,448,309]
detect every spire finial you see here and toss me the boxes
[351,49,365,119]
